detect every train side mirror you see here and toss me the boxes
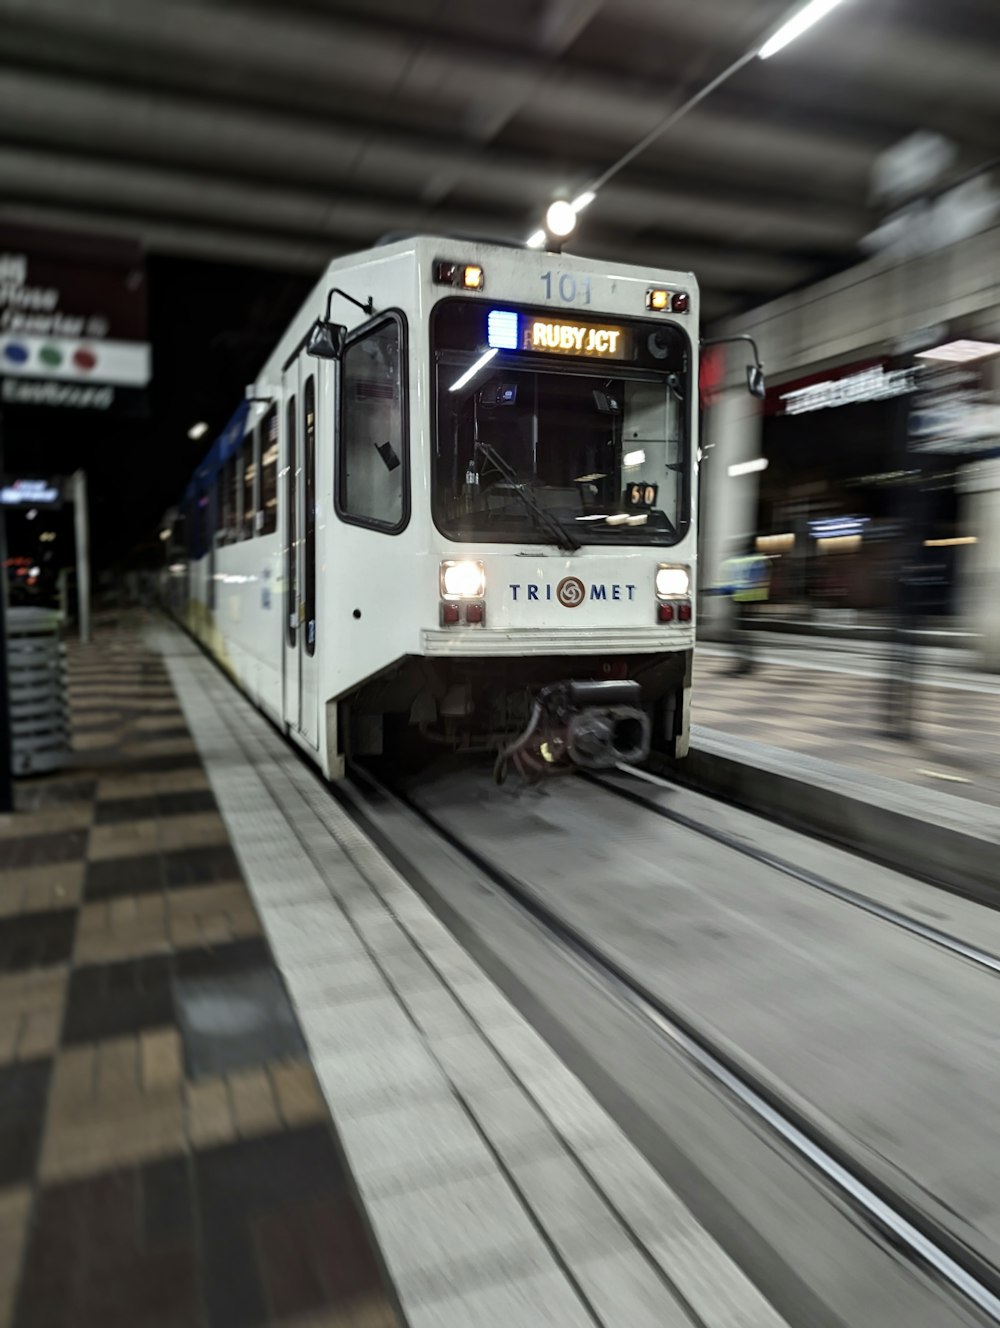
[747,364,766,399]
[306,320,348,360]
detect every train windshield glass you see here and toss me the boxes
[431,299,690,546]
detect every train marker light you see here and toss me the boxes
[646,289,670,312]
[465,602,485,624]
[487,310,519,350]
[441,560,486,599]
[434,260,487,290]
[678,602,693,622]
[671,291,690,314]
[441,602,460,625]
[657,603,675,623]
[655,565,690,598]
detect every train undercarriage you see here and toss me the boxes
[338,650,692,780]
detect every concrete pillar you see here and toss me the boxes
[699,385,764,628]
[958,457,1000,669]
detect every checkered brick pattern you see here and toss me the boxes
[0,616,399,1328]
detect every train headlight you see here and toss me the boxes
[441,560,486,599]
[655,564,690,598]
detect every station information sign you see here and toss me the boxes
[0,223,150,416]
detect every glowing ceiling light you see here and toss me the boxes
[727,457,769,477]
[545,200,577,238]
[758,0,850,59]
[916,340,1000,363]
[571,191,596,212]
[187,421,209,440]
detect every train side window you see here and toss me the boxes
[241,431,257,540]
[207,485,217,610]
[338,313,408,532]
[222,455,238,542]
[286,396,297,647]
[259,407,278,536]
[304,375,317,655]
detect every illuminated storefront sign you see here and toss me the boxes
[0,477,61,507]
[781,366,916,414]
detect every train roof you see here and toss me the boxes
[178,234,699,504]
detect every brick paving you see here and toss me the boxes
[0,619,400,1328]
[694,650,1000,807]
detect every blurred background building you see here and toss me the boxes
[700,201,1000,661]
[0,0,997,654]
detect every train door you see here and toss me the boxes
[298,367,319,747]
[281,376,300,731]
[206,487,216,617]
[281,358,320,748]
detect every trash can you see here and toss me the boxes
[7,607,71,776]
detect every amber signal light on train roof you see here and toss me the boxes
[434,261,485,290]
[646,289,689,314]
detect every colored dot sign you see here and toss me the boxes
[73,347,98,371]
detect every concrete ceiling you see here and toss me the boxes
[0,0,998,320]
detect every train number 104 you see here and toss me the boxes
[540,272,592,305]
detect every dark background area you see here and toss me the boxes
[3,254,312,570]
[0,0,997,575]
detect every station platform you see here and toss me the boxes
[0,620,399,1328]
[694,635,1000,806]
[0,616,788,1328]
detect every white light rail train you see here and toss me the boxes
[162,235,763,782]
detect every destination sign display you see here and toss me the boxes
[486,309,632,360]
[525,318,631,359]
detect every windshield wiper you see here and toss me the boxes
[474,441,581,551]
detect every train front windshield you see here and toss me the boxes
[431,299,691,547]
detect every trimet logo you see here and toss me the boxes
[508,579,638,606]
[556,576,586,608]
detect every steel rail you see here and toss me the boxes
[588,764,1000,978]
[347,761,1000,1325]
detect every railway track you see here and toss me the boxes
[343,759,1000,1326]
[588,765,1000,977]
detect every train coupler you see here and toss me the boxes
[494,679,650,784]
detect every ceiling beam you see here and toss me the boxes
[616,0,1000,111]
[0,143,820,293]
[0,196,742,321]
[0,68,867,254]
[0,0,879,191]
